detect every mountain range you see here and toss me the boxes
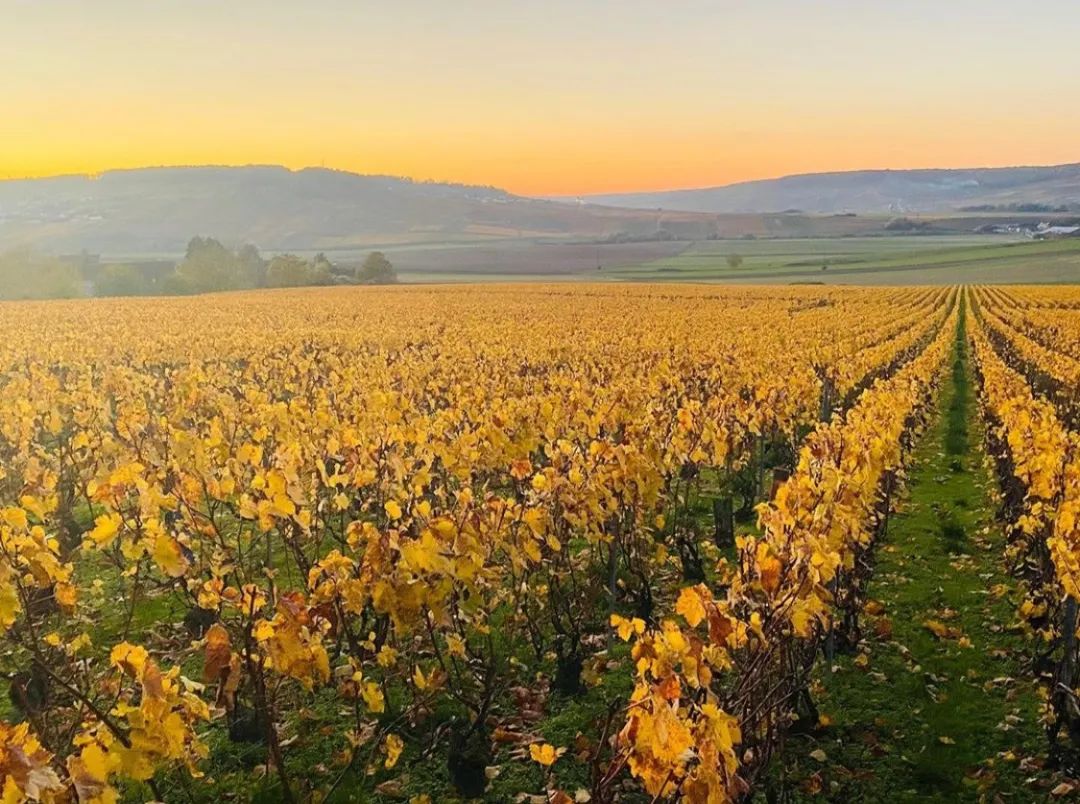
[0,166,712,254]
[2,163,1079,255]
[575,163,1080,215]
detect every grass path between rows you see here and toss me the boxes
[770,310,1061,802]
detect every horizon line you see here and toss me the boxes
[2,158,1079,199]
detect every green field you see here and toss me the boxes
[606,236,1080,285]
[94,234,1080,287]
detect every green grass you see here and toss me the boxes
[945,308,970,457]
[767,312,1059,801]
[609,236,1080,285]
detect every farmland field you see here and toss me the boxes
[369,235,1080,285]
[607,236,1080,285]
[377,240,690,281]
[96,233,1080,286]
[3,284,1080,803]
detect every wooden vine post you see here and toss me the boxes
[713,497,734,549]
[1057,596,1079,735]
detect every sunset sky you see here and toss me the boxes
[4,0,1079,196]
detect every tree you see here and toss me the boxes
[96,264,150,297]
[310,253,334,285]
[883,217,924,232]
[266,254,314,288]
[237,243,267,288]
[0,249,82,300]
[175,237,246,293]
[726,254,744,269]
[161,273,194,295]
[356,252,397,285]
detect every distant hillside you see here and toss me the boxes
[7,164,1078,257]
[576,164,1080,215]
[0,165,718,254]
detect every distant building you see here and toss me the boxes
[1032,223,1080,239]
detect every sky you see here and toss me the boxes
[3,0,1079,196]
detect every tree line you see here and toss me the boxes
[0,238,398,300]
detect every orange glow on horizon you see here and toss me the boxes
[3,2,1079,197]
[6,101,1080,198]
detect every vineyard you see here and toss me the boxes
[2,283,1080,803]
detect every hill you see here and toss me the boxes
[0,165,719,254]
[5,164,1079,260]
[575,163,1080,215]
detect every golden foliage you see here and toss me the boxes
[0,284,956,801]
